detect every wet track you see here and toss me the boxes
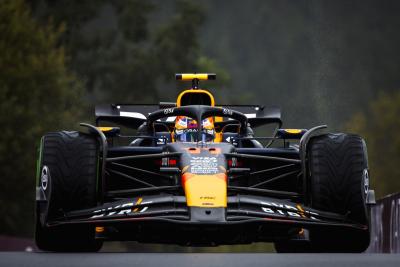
[1,252,400,267]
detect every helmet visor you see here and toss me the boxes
[175,129,215,142]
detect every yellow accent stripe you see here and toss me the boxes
[214,116,223,122]
[177,73,215,81]
[285,129,302,134]
[214,132,222,143]
[296,204,306,218]
[176,89,215,107]
[97,127,114,132]
[214,115,223,142]
[135,197,143,205]
[182,74,208,80]
[95,226,105,233]
[132,197,143,213]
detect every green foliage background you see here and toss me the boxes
[0,0,83,237]
[1,0,400,252]
[346,92,400,197]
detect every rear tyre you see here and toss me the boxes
[35,131,103,252]
[307,133,370,252]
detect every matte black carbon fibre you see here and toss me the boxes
[106,152,181,162]
[80,123,108,204]
[298,125,327,205]
[40,183,369,246]
[190,207,225,222]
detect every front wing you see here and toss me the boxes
[41,194,368,245]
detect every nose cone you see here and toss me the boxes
[165,143,234,210]
[182,172,227,207]
[180,145,229,208]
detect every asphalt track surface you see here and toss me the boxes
[1,252,400,267]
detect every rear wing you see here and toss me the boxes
[95,104,282,129]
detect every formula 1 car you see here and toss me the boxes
[35,73,375,252]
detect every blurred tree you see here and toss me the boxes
[199,0,400,129]
[0,0,228,238]
[0,0,84,236]
[31,0,229,105]
[346,91,400,197]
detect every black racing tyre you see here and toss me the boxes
[35,213,103,252]
[35,131,103,252]
[307,133,370,252]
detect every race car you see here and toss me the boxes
[35,73,375,252]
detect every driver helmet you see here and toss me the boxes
[174,116,215,142]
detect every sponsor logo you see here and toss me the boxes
[363,169,370,195]
[41,166,49,191]
[201,196,216,206]
[163,108,174,115]
[260,201,319,220]
[157,136,168,145]
[184,128,198,133]
[90,198,151,219]
[200,196,216,200]
[190,156,218,174]
[223,108,233,116]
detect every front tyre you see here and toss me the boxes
[274,133,370,253]
[35,131,103,252]
[308,133,370,252]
